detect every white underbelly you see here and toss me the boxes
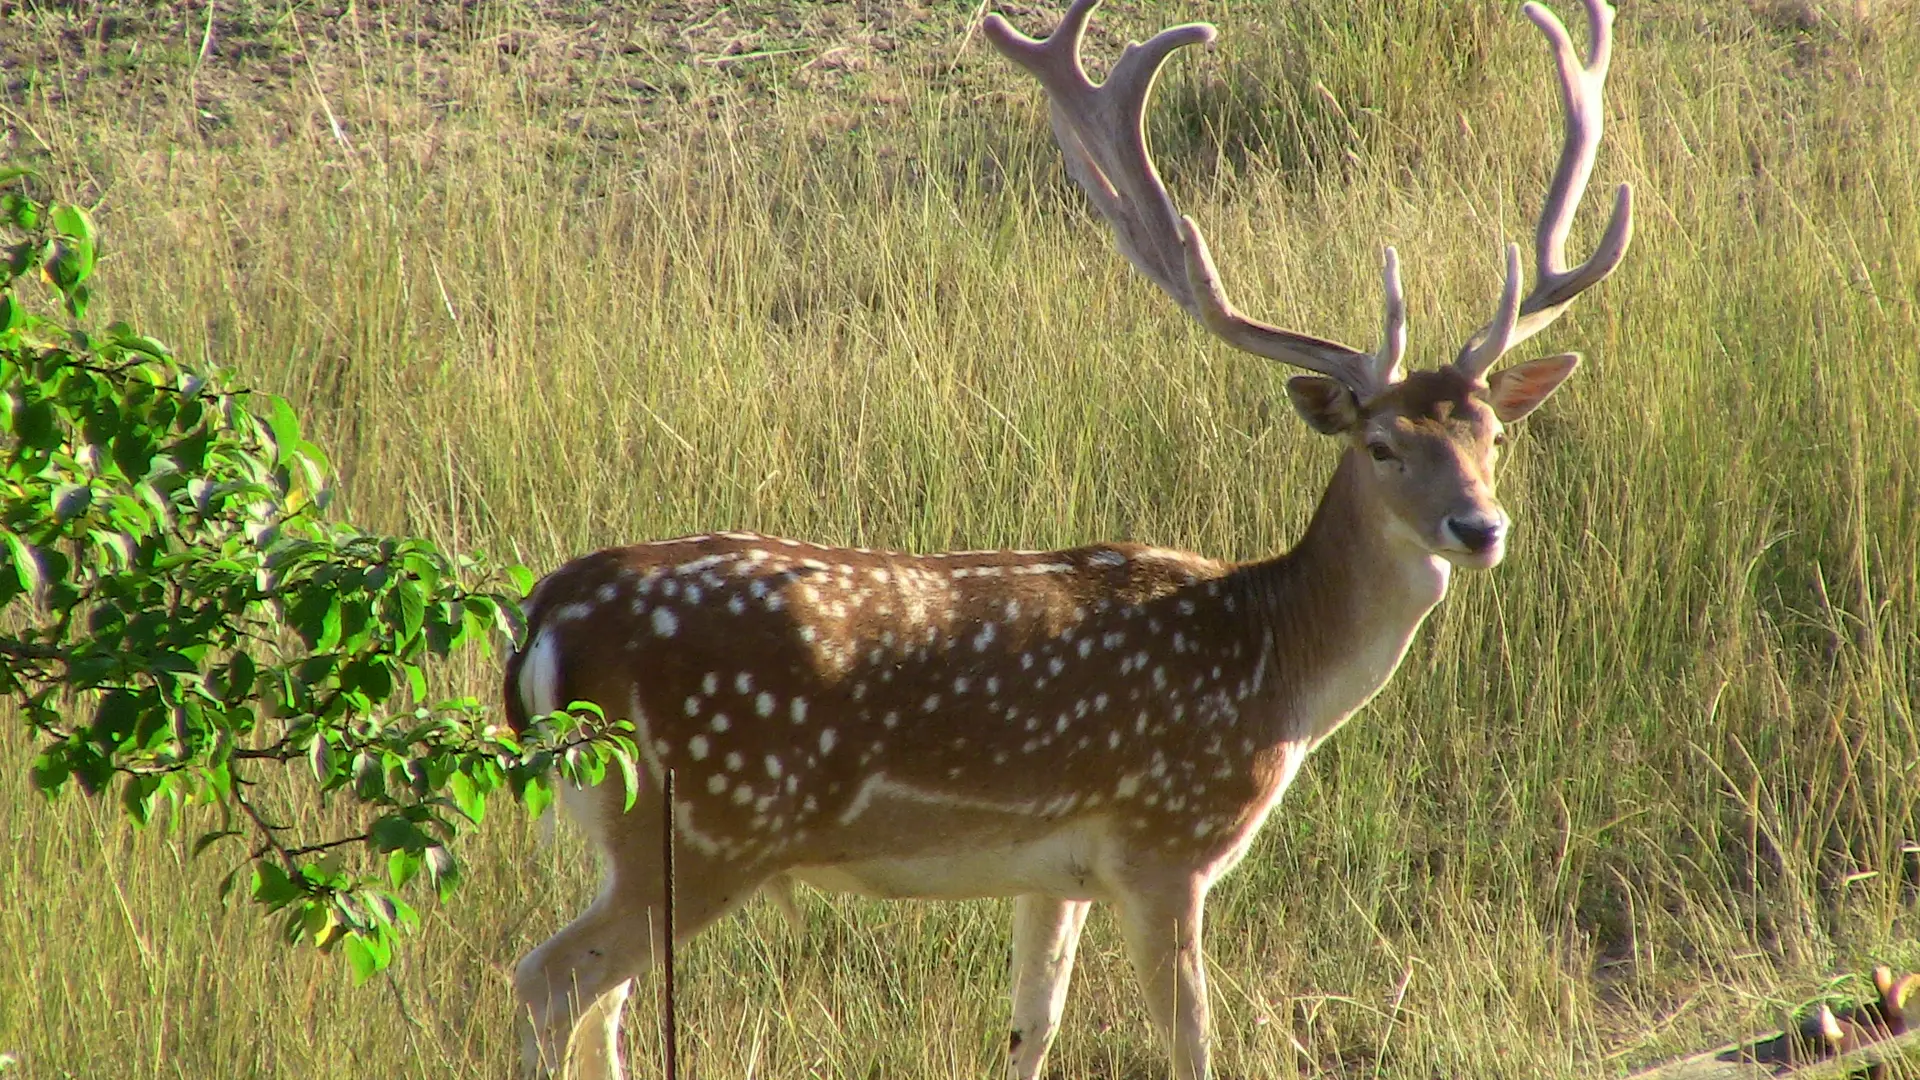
[789,817,1112,901]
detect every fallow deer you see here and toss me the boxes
[504,1,1632,1076]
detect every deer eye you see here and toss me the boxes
[1492,432,1508,448]
[1367,441,1396,462]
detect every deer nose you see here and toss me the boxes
[1443,515,1506,555]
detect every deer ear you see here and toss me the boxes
[1286,375,1360,435]
[1485,353,1580,422]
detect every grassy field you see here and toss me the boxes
[3,0,1919,1076]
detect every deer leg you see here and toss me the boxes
[515,878,659,1080]
[517,816,764,1080]
[1007,896,1092,1080]
[569,979,633,1080]
[1114,883,1210,1080]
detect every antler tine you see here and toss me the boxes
[1376,246,1407,384]
[1457,243,1524,373]
[985,0,1392,394]
[1455,0,1634,380]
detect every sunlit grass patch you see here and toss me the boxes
[2,0,1918,1076]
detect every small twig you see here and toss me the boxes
[231,778,295,866]
[949,0,991,72]
[1375,961,1415,1065]
[696,45,816,66]
[191,0,216,83]
[284,832,372,858]
[428,254,462,336]
[679,6,730,41]
[798,46,850,73]
[0,638,68,662]
[662,768,679,1080]
[288,13,355,155]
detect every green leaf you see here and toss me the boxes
[448,770,485,825]
[386,895,420,933]
[317,595,343,652]
[121,773,165,827]
[224,651,256,705]
[123,334,171,359]
[342,933,384,984]
[368,814,428,854]
[1,186,41,229]
[265,395,302,458]
[402,663,427,702]
[14,397,56,449]
[252,862,302,909]
[90,688,143,746]
[297,900,332,945]
[42,235,91,288]
[28,746,69,793]
[387,848,423,890]
[51,482,93,522]
[287,588,329,648]
[4,531,42,595]
[522,775,553,820]
[309,733,333,783]
[613,747,640,812]
[425,846,459,902]
[395,578,426,642]
[353,657,393,702]
[49,203,95,246]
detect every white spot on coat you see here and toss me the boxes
[972,623,997,652]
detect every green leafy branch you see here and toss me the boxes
[1,168,636,981]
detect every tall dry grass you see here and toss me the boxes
[3,0,1918,1076]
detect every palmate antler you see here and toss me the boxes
[981,1,1402,395]
[983,0,1633,395]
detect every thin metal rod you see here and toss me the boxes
[661,768,679,1080]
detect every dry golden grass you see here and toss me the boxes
[3,0,1918,1076]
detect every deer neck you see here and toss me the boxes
[1238,448,1453,745]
